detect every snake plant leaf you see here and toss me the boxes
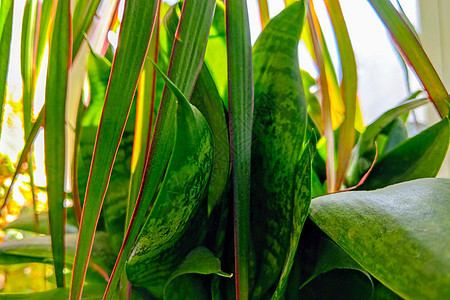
[0,0,13,137]
[44,0,71,287]
[368,0,449,117]
[358,118,449,190]
[250,2,308,298]
[125,61,214,298]
[299,237,373,298]
[272,144,312,300]
[70,0,158,297]
[164,247,231,299]
[225,0,254,297]
[310,178,450,299]
[163,5,229,215]
[104,2,216,298]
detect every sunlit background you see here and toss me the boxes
[0,0,448,293]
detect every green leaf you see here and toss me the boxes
[104,2,216,298]
[0,0,13,138]
[44,0,71,287]
[162,5,230,215]
[72,0,102,58]
[0,285,105,300]
[6,210,77,235]
[299,237,373,298]
[70,1,159,297]
[250,2,308,298]
[310,178,450,299]
[359,118,449,190]
[225,0,254,297]
[367,0,449,117]
[124,60,214,298]
[272,145,312,300]
[324,0,358,189]
[164,247,232,299]
[35,0,55,74]
[358,97,429,155]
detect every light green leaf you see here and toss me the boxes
[0,0,13,138]
[310,178,450,299]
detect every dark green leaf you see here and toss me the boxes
[0,285,105,300]
[250,2,308,298]
[310,178,450,299]
[359,118,449,190]
[103,1,216,298]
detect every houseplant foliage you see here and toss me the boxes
[0,0,449,299]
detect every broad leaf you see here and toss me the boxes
[0,285,105,300]
[310,178,450,299]
[125,60,214,298]
[250,2,308,298]
[359,117,449,190]
[164,247,231,299]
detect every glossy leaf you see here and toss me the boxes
[164,247,231,299]
[70,0,158,297]
[104,2,216,298]
[310,178,450,299]
[358,118,449,190]
[0,0,13,137]
[124,57,213,298]
[251,2,308,298]
[163,4,230,215]
[44,0,71,287]
[368,0,449,117]
[225,0,254,298]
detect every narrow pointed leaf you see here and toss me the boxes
[310,178,450,299]
[35,0,56,74]
[72,0,101,58]
[358,118,449,190]
[225,0,254,298]
[324,0,357,189]
[103,1,216,298]
[251,3,308,298]
[367,0,449,117]
[0,0,13,138]
[44,0,71,287]
[257,0,270,28]
[70,1,158,298]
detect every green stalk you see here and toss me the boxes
[225,0,254,298]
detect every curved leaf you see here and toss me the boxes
[250,2,308,298]
[359,117,449,190]
[310,178,450,299]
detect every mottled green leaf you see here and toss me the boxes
[250,2,308,298]
[310,178,450,299]
[359,118,449,190]
[125,60,214,298]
